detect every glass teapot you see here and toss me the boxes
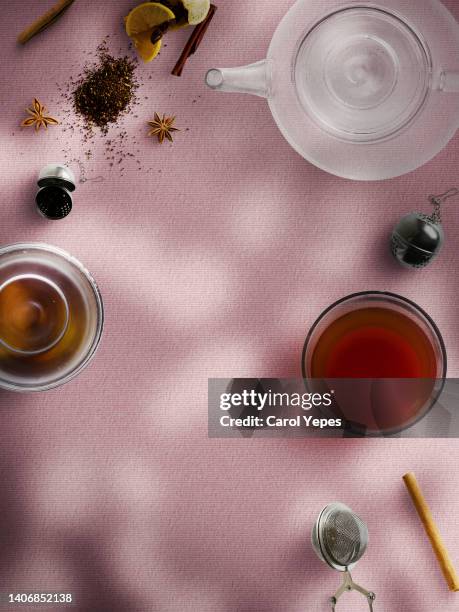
[206,0,459,181]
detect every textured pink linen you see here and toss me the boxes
[1,1,459,610]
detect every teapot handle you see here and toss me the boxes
[438,71,459,93]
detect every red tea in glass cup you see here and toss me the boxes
[302,292,446,434]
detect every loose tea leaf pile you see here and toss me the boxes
[73,44,138,133]
[57,39,184,179]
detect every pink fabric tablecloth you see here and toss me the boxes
[1,1,459,610]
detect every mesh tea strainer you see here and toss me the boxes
[312,503,376,610]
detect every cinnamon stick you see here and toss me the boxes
[18,0,76,45]
[172,4,217,77]
[403,472,459,592]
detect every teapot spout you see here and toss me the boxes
[205,60,271,99]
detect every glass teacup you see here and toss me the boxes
[0,243,103,392]
[302,292,446,434]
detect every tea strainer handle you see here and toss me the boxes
[329,570,375,611]
[330,593,375,611]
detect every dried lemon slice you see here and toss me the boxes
[125,2,175,35]
[166,0,210,25]
[125,2,175,62]
[130,31,162,62]
[182,0,210,24]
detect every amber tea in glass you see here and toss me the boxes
[0,244,103,392]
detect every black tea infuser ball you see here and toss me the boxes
[36,164,76,220]
[391,188,459,269]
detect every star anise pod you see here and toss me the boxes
[21,98,59,132]
[147,113,179,144]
